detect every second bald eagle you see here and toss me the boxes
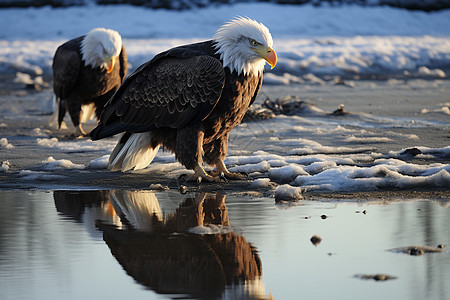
[51,28,127,136]
[91,17,277,182]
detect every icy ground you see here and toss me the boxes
[1,79,449,197]
[0,3,449,196]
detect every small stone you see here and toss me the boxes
[332,104,347,115]
[355,274,397,281]
[179,185,188,194]
[401,147,422,156]
[373,274,387,281]
[310,235,322,246]
[408,247,424,256]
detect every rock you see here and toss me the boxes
[355,274,397,281]
[388,245,445,255]
[310,235,322,246]
[331,104,348,115]
[401,147,422,156]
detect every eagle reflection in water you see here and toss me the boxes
[54,190,268,299]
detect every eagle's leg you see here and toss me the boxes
[75,124,87,137]
[67,100,87,137]
[177,130,223,183]
[204,134,246,180]
[192,164,223,183]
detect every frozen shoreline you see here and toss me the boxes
[1,79,449,197]
[0,3,449,197]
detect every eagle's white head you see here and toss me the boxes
[213,17,277,76]
[81,28,122,73]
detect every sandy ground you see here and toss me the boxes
[0,74,449,200]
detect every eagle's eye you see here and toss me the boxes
[249,39,260,46]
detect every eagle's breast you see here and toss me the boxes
[203,70,261,142]
[77,59,122,99]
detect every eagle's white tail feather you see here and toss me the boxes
[80,103,96,123]
[49,96,68,129]
[108,132,160,172]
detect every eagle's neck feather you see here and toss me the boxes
[214,41,265,77]
[213,17,272,77]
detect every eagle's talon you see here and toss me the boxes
[66,133,85,140]
[239,171,249,178]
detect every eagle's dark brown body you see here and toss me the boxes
[52,36,127,132]
[91,40,263,177]
[150,70,261,170]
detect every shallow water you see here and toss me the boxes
[0,190,448,300]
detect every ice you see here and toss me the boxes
[421,106,450,115]
[41,156,85,170]
[37,137,58,147]
[269,164,309,183]
[36,137,116,152]
[88,155,110,169]
[250,178,274,188]
[344,136,394,144]
[228,161,271,174]
[418,66,446,78]
[0,138,14,149]
[274,184,305,201]
[18,170,67,181]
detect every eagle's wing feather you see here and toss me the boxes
[115,55,224,129]
[52,46,81,98]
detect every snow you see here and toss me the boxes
[275,184,305,201]
[1,3,449,194]
[0,3,449,78]
[41,156,85,170]
[88,155,110,169]
[0,137,14,149]
[18,169,67,180]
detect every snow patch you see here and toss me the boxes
[18,170,67,181]
[88,155,109,169]
[0,137,14,149]
[275,184,305,201]
[41,156,85,170]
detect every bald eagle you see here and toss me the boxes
[51,28,128,136]
[91,17,276,182]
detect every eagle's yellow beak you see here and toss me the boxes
[252,45,277,69]
[265,47,277,69]
[104,54,116,73]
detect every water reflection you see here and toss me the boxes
[54,190,268,300]
[1,190,449,299]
